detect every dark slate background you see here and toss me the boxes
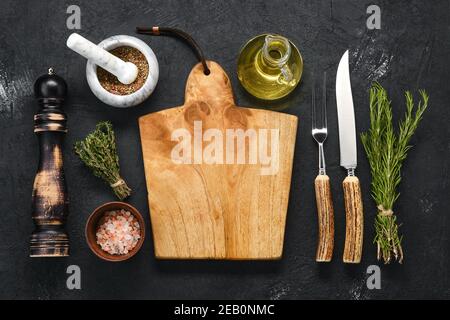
[0,0,448,299]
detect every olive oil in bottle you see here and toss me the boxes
[237,34,303,100]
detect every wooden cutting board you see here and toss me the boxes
[139,61,298,259]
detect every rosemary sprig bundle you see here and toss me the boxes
[74,121,131,200]
[361,83,428,264]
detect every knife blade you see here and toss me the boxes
[336,50,357,171]
[335,50,364,264]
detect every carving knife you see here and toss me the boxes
[335,50,364,263]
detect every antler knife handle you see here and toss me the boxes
[314,174,334,262]
[30,68,69,257]
[342,175,363,263]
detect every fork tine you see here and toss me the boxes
[322,71,327,129]
[311,74,316,130]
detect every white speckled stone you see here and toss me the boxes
[85,35,159,108]
[67,33,138,84]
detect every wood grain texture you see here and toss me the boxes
[139,61,298,259]
[30,124,69,257]
[314,174,334,262]
[342,176,363,263]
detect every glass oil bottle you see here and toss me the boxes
[237,34,303,100]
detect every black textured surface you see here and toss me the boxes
[0,0,448,299]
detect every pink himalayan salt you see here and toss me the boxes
[96,209,141,255]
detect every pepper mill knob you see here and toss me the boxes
[34,68,68,102]
[33,68,68,133]
[30,68,70,257]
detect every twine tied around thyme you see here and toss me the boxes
[110,179,126,188]
[109,179,128,198]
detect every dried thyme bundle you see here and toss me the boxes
[74,121,131,200]
[361,83,429,264]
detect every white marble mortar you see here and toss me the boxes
[86,35,159,108]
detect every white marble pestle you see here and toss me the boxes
[67,33,138,85]
[66,33,159,108]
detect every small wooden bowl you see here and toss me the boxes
[85,201,146,262]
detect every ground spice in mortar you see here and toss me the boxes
[97,46,149,95]
[96,209,141,255]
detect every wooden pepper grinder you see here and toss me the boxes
[30,68,69,257]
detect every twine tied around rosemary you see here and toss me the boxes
[377,205,393,216]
